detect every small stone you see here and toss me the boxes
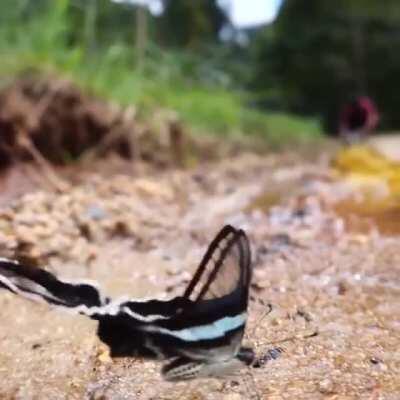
[85,204,107,221]
[370,357,381,365]
[318,378,336,394]
[348,234,369,245]
[337,280,347,295]
[134,179,174,200]
[97,348,112,364]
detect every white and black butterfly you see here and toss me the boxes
[0,225,255,381]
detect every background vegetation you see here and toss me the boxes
[0,0,399,143]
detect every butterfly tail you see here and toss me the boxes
[0,258,106,313]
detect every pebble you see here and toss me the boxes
[318,378,336,394]
[97,348,112,364]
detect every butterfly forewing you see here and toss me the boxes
[183,226,251,303]
[200,236,240,300]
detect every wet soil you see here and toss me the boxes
[0,153,399,399]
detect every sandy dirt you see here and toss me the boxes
[0,153,399,399]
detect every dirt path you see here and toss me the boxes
[0,153,399,399]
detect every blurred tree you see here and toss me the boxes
[82,0,98,52]
[68,0,141,46]
[159,0,228,49]
[66,0,229,52]
[251,0,400,132]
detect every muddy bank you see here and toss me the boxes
[0,153,399,399]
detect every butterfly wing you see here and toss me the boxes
[153,226,252,362]
[183,225,251,305]
[183,225,252,328]
[161,355,246,381]
[0,258,106,312]
[158,226,254,380]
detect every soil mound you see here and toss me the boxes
[0,74,135,166]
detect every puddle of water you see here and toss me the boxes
[333,144,400,235]
[334,197,400,236]
[246,191,283,212]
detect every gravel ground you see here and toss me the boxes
[0,153,399,400]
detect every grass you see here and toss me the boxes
[0,1,322,144]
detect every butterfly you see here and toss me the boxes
[0,225,254,381]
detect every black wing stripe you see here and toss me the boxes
[183,225,238,300]
[238,231,251,290]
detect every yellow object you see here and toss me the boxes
[332,144,400,235]
[333,145,400,198]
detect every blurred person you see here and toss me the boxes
[339,96,379,144]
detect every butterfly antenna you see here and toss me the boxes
[247,302,273,339]
[254,327,319,359]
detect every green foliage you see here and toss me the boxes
[0,0,322,144]
[251,0,400,132]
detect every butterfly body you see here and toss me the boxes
[0,225,254,380]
